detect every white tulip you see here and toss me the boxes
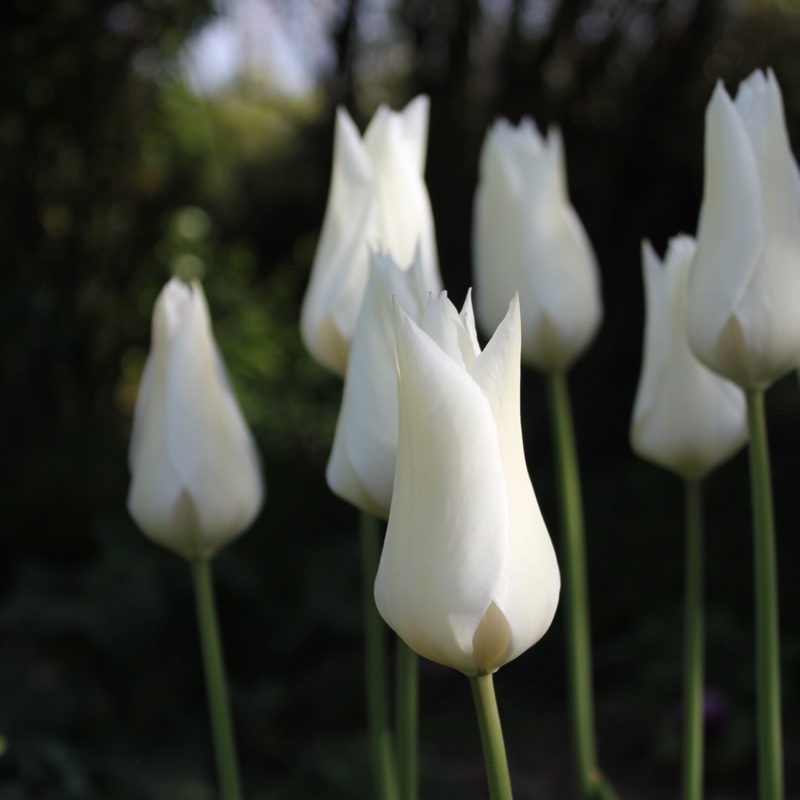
[473,117,602,372]
[687,69,800,389]
[301,96,441,377]
[326,250,430,518]
[631,237,748,478]
[128,278,263,560]
[375,293,560,676]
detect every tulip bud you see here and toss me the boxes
[631,237,748,478]
[326,249,430,519]
[686,69,800,389]
[473,117,602,372]
[301,96,442,377]
[375,293,560,676]
[128,278,264,560]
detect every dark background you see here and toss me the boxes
[2,0,800,797]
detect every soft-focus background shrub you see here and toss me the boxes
[2,0,800,797]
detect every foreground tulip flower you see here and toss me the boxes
[375,293,560,676]
[473,117,602,372]
[326,250,429,518]
[686,69,800,390]
[631,237,747,478]
[128,277,263,560]
[301,96,441,377]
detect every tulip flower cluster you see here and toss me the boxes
[123,64,800,800]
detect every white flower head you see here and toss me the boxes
[631,237,748,478]
[128,278,263,559]
[375,292,560,676]
[687,69,800,389]
[473,117,602,371]
[301,96,441,377]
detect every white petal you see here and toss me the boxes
[473,127,530,349]
[632,237,747,477]
[300,107,376,376]
[418,292,473,368]
[326,251,427,517]
[375,304,508,676]
[128,281,196,551]
[517,137,602,370]
[398,95,430,177]
[363,98,441,291]
[687,81,765,386]
[469,296,560,664]
[165,282,263,557]
[731,70,800,385]
[630,239,676,441]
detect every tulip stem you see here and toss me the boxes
[683,479,704,800]
[190,558,243,800]
[396,640,418,800]
[745,389,784,800]
[470,673,513,800]
[360,511,399,800]
[545,370,600,800]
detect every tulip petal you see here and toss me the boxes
[418,291,480,370]
[473,122,533,348]
[128,282,198,551]
[164,282,263,557]
[469,296,560,664]
[517,131,602,369]
[631,239,676,437]
[365,101,440,284]
[326,252,427,517]
[375,303,509,676]
[301,107,376,376]
[687,81,765,386]
[730,70,800,384]
[632,238,747,477]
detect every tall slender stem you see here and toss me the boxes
[191,558,243,800]
[745,389,784,800]
[469,674,513,800]
[683,479,704,800]
[360,511,399,800]
[545,370,598,799]
[396,640,418,800]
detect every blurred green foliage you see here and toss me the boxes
[3,0,800,797]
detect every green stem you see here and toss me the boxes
[683,479,704,800]
[396,640,418,800]
[545,370,598,800]
[360,511,398,800]
[469,674,513,800]
[190,558,243,800]
[745,389,784,800]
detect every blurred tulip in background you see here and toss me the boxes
[687,69,800,390]
[631,236,747,478]
[473,118,602,372]
[301,96,441,377]
[128,278,264,559]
